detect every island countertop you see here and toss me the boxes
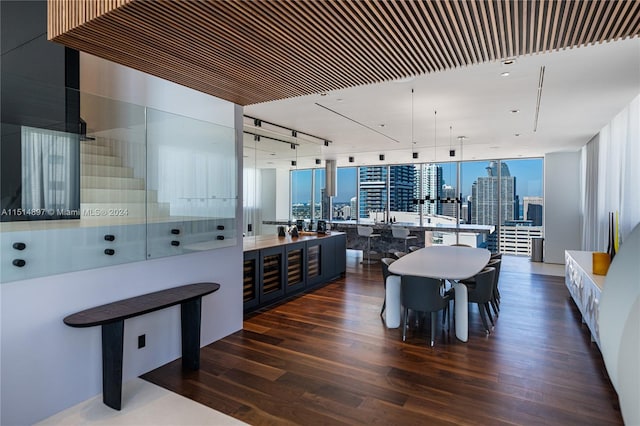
[243,232,345,252]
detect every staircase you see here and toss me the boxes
[80,139,170,220]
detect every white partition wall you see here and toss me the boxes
[544,151,582,263]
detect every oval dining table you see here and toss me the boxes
[387,245,491,342]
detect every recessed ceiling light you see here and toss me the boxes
[511,109,520,113]
[502,58,515,65]
[336,98,344,102]
[379,124,385,128]
[501,71,510,77]
[270,153,276,156]
[515,133,521,137]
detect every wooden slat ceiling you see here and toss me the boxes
[48,0,640,106]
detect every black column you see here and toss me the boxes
[101,321,125,410]
[181,298,202,370]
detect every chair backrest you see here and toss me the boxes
[490,252,503,260]
[467,267,496,303]
[451,243,472,247]
[393,251,407,259]
[391,227,409,238]
[381,257,396,282]
[401,275,449,312]
[487,258,502,286]
[357,225,373,237]
[408,245,421,252]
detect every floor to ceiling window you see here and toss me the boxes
[288,158,543,254]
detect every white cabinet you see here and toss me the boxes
[565,250,606,348]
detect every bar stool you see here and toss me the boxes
[357,225,380,265]
[391,227,417,252]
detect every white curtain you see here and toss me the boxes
[581,134,599,250]
[582,94,640,251]
[21,126,79,213]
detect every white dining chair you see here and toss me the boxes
[392,227,417,252]
[357,225,380,265]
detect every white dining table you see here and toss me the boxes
[386,245,491,342]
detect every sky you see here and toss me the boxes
[292,158,543,204]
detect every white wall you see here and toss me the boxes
[544,151,582,263]
[0,54,243,425]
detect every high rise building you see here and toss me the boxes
[471,161,516,225]
[358,165,416,218]
[421,163,442,216]
[524,196,544,226]
[441,184,457,218]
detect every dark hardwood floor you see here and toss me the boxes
[142,252,622,425]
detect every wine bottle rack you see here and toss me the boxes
[287,247,304,289]
[242,233,346,313]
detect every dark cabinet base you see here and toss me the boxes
[243,233,346,313]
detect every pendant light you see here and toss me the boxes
[411,89,418,159]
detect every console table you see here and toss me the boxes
[565,251,605,348]
[63,282,220,410]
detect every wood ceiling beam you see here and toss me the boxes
[48,0,640,106]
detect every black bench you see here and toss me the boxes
[63,282,220,410]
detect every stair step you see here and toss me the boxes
[81,164,134,178]
[81,143,113,156]
[81,153,122,167]
[81,188,157,203]
[81,176,145,190]
[80,202,170,219]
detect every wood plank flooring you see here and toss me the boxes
[142,253,622,425]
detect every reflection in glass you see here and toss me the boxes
[291,169,312,221]
[333,167,357,221]
[21,126,80,218]
[314,168,325,220]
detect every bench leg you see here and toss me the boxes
[181,297,202,370]
[101,320,124,410]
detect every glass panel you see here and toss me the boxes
[262,252,282,295]
[242,133,258,238]
[500,158,544,255]
[287,247,304,288]
[389,164,417,222]
[243,256,257,303]
[333,167,357,221]
[145,108,237,258]
[1,90,148,282]
[461,160,506,251]
[314,168,326,221]
[307,244,321,278]
[359,166,387,222]
[291,169,312,223]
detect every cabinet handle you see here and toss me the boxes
[217,235,225,240]
[171,240,180,246]
[12,242,26,250]
[104,249,115,256]
[104,235,115,241]
[217,225,225,230]
[171,229,180,235]
[12,259,26,267]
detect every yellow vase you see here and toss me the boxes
[592,252,611,275]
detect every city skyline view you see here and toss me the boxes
[292,158,543,204]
